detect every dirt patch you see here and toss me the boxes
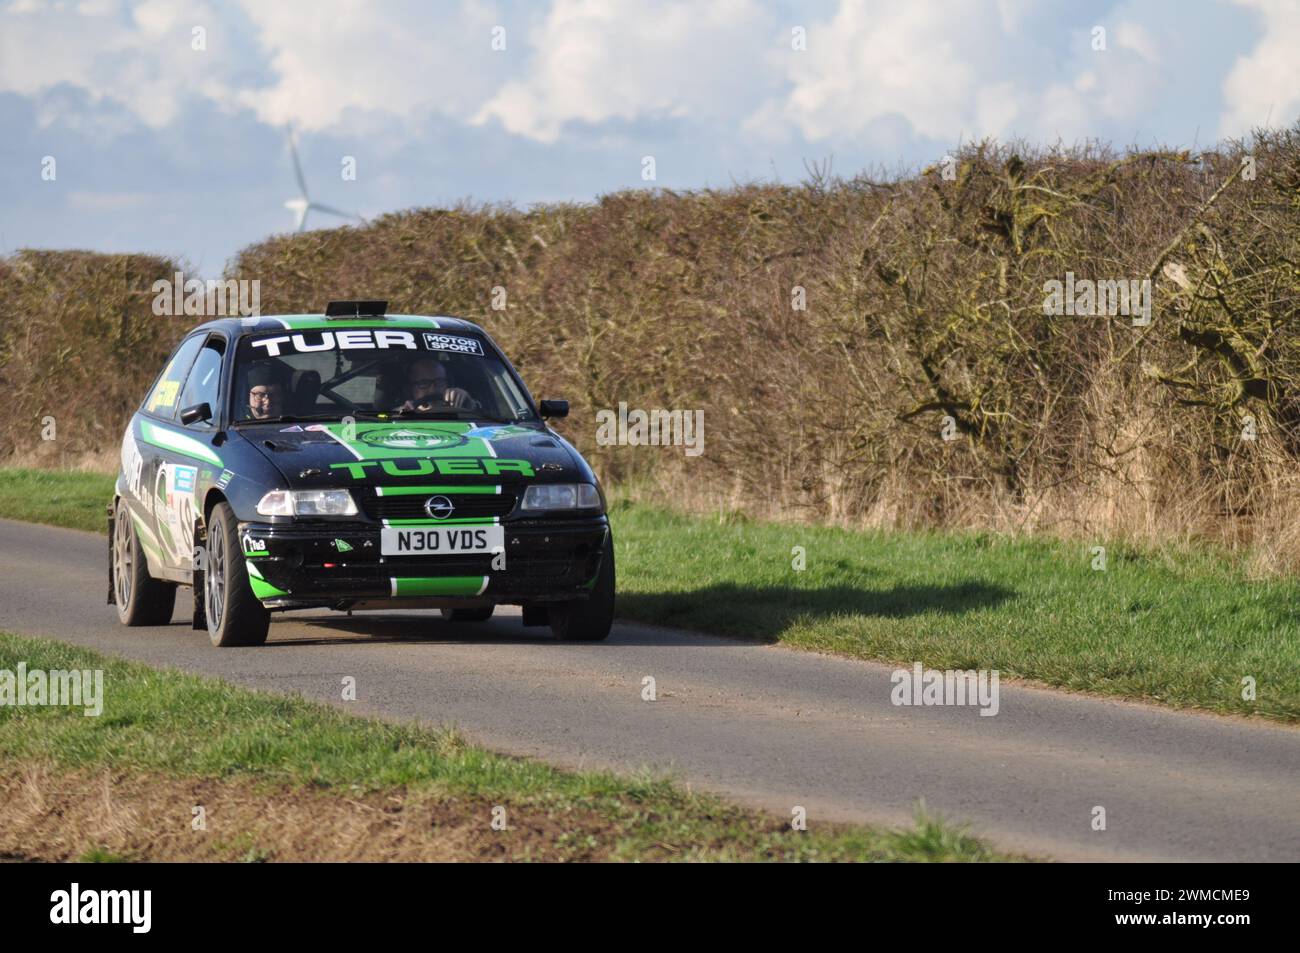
[0,762,625,862]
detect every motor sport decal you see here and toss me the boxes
[421,332,483,356]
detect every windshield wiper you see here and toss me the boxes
[231,414,349,427]
[390,407,526,424]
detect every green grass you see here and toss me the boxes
[0,468,112,533]
[612,501,1300,721]
[0,631,1003,861]
[2,468,1296,720]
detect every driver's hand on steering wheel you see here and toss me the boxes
[398,387,477,412]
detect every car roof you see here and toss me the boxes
[190,314,487,338]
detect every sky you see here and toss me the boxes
[1,0,1296,275]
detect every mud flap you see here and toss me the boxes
[106,508,116,606]
[192,520,207,631]
[521,603,549,627]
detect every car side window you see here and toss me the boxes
[143,335,206,419]
[178,337,226,428]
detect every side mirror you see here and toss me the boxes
[180,402,213,426]
[539,399,569,419]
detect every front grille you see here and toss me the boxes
[362,491,517,521]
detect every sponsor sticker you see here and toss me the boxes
[216,469,234,489]
[357,427,468,451]
[148,379,180,411]
[464,425,533,440]
[152,463,197,562]
[172,465,197,494]
[122,429,145,499]
[422,332,484,356]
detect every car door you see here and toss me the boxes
[128,333,205,576]
[156,332,230,575]
[137,333,222,576]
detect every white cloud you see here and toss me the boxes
[0,0,240,127]
[0,0,500,132]
[0,0,1285,163]
[1220,0,1300,135]
[744,0,1191,148]
[233,0,505,131]
[472,0,775,142]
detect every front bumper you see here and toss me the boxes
[237,516,608,609]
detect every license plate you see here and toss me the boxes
[381,524,503,556]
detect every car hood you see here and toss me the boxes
[235,419,582,490]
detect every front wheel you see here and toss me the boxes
[549,530,615,641]
[204,502,270,647]
[112,500,177,626]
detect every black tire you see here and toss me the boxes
[440,606,495,622]
[549,530,615,641]
[204,502,270,647]
[112,499,178,626]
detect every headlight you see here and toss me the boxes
[520,483,601,511]
[256,489,358,517]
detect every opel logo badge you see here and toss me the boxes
[424,495,455,520]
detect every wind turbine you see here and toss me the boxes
[284,127,366,232]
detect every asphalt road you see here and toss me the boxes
[1,517,1297,861]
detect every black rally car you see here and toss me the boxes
[109,301,614,646]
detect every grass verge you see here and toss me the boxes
[0,631,1004,862]
[612,501,1300,721]
[0,467,111,533]
[2,467,1295,721]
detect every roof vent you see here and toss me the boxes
[324,300,388,318]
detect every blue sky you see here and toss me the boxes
[1,0,1294,275]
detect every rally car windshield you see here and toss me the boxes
[231,328,537,424]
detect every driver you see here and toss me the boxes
[396,356,477,412]
[245,363,287,420]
